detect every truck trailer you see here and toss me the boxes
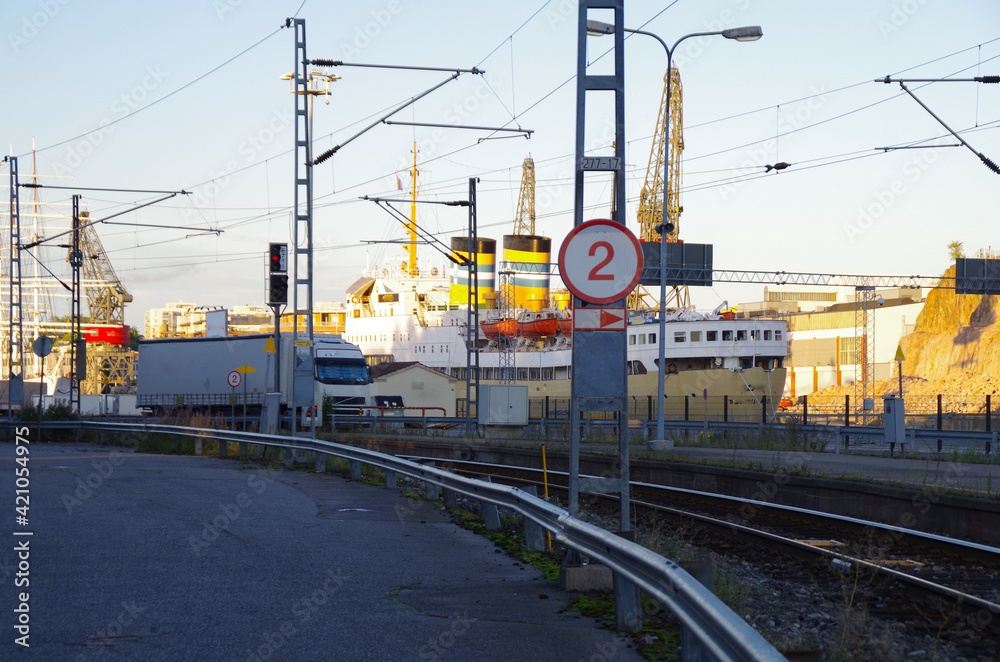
[136,334,370,415]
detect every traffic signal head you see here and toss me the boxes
[269,243,287,273]
[268,274,288,304]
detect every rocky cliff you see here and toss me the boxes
[899,265,1000,380]
[792,266,1000,412]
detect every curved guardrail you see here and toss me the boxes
[44,420,786,662]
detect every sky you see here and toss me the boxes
[2,0,998,331]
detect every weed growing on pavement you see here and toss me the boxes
[450,509,562,581]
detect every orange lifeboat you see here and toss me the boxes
[480,318,518,338]
[518,311,560,338]
[557,311,572,336]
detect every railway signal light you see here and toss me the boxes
[302,403,319,426]
[269,243,287,273]
[268,273,288,305]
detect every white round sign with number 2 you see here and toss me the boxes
[557,219,643,305]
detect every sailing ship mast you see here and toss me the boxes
[406,141,418,276]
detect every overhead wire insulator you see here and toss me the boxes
[975,75,999,84]
[980,153,1000,175]
[313,147,336,165]
[311,59,338,67]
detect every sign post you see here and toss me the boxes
[569,4,641,632]
[558,218,642,539]
[32,336,53,434]
[235,366,257,432]
[227,370,241,440]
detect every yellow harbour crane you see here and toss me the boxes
[502,157,552,313]
[628,67,688,311]
[513,156,535,235]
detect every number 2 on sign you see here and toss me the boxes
[588,241,614,281]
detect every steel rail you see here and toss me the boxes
[408,457,1000,562]
[432,458,1000,635]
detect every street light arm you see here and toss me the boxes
[669,30,724,54]
[622,28,670,57]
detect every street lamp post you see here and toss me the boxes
[587,21,762,444]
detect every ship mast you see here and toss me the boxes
[407,141,418,277]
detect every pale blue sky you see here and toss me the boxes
[3,0,998,328]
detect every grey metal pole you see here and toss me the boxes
[646,28,743,442]
[655,38,673,443]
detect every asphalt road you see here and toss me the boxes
[1,439,642,661]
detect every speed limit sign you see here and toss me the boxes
[557,219,643,304]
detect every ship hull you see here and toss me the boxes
[457,366,786,419]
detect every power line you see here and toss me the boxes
[20,26,285,158]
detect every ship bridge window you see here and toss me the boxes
[377,293,399,303]
[690,331,701,342]
[638,334,647,344]
[763,330,771,341]
[648,333,655,344]
[673,332,686,343]
[722,330,733,341]
[542,367,554,380]
[517,368,529,381]
[736,330,747,341]
[629,335,636,345]
[707,330,717,342]
[775,330,783,341]
[627,360,647,375]
[529,368,540,380]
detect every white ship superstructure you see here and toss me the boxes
[344,264,788,412]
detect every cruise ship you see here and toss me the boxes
[343,237,788,420]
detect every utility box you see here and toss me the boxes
[478,385,529,426]
[883,396,905,447]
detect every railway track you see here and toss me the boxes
[408,456,1000,644]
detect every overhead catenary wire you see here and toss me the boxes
[109,19,998,240]
[18,26,285,159]
[18,8,996,288]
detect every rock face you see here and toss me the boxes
[899,265,1000,381]
[794,266,1000,412]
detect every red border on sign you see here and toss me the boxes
[557,218,643,305]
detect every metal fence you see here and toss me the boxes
[522,394,1000,432]
[44,419,785,662]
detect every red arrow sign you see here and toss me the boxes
[573,307,627,331]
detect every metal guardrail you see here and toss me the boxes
[47,420,786,662]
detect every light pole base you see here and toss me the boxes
[647,439,674,451]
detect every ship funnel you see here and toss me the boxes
[502,235,551,311]
[449,237,497,307]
